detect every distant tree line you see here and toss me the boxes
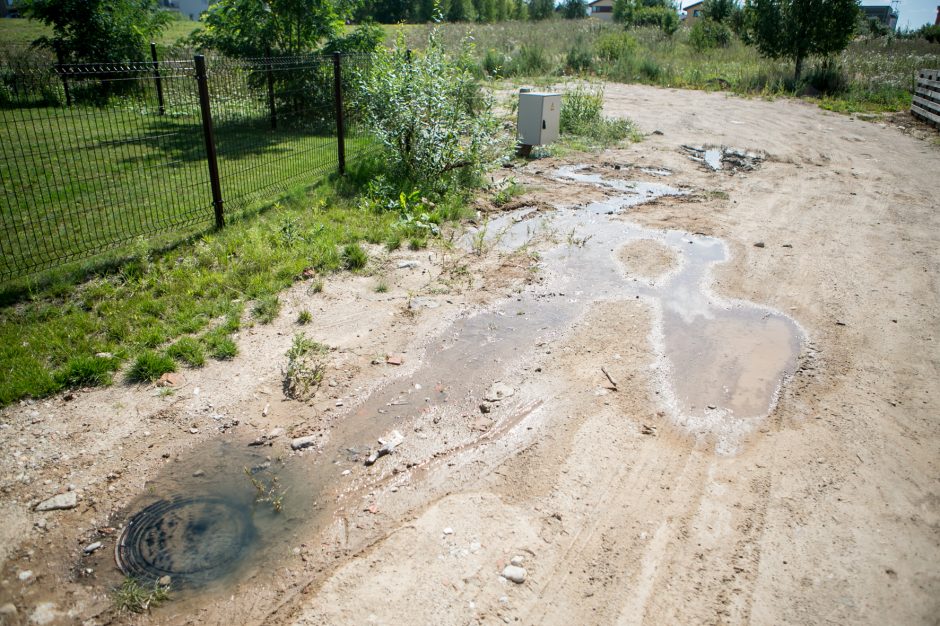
[353,0,589,23]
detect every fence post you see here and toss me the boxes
[332,51,346,176]
[265,44,277,130]
[194,55,225,229]
[150,42,165,116]
[55,48,72,107]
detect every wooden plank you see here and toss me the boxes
[912,94,940,113]
[911,103,940,126]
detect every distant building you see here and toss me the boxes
[860,4,899,30]
[1,0,19,18]
[683,0,705,25]
[935,5,939,25]
[588,0,614,20]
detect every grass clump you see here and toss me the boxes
[55,355,120,388]
[127,352,176,383]
[113,577,170,614]
[284,334,329,399]
[559,86,642,148]
[165,337,205,368]
[252,295,281,324]
[341,243,368,271]
[297,309,313,325]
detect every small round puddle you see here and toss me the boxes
[115,495,256,586]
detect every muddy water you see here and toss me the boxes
[116,164,802,594]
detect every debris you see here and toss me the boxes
[484,382,515,402]
[364,430,405,466]
[479,402,492,414]
[35,492,77,511]
[501,565,527,584]
[157,575,172,587]
[386,354,403,366]
[753,242,765,248]
[302,267,317,279]
[601,367,618,391]
[472,417,493,432]
[652,130,664,136]
[18,570,33,582]
[640,424,656,436]
[261,403,270,417]
[397,260,420,269]
[291,435,319,451]
[83,541,102,555]
[443,527,454,535]
[836,321,847,326]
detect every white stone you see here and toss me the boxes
[291,435,318,451]
[35,492,77,511]
[18,570,33,581]
[83,541,102,554]
[501,565,527,584]
[443,527,454,535]
[484,382,515,402]
[510,555,525,567]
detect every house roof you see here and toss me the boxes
[683,0,704,8]
[587,0,612,6]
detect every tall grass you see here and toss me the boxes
[389,21,940,112]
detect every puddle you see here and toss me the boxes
[682,145,764,172]
[113,162,803,595]
[114,441,322,588]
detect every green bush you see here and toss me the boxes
[595,31,638,61]
[510,43,553,75]
[560,86,640,144]
[252,295,281,324]
[482,48,510,76]
[689,19,732,51]
[919,24,940,44]
[634,6,679,35]
[805,60,848,95]
[127,351,176,383]
[358,31,505,192]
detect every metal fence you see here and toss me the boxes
[0,50,375,282]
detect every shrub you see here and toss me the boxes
[689,19,733,51]
[284,334,328,399]
[595,31,638,62]
[357,31,505,192]
[482,48,510,77]
[127,351,176,383]
[510,43,553,75]
[805,60,848,95]
[560,86,641,144]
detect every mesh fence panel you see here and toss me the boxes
[0,52,376,283]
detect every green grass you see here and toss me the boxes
[0,17,199,47]
[113,577,171,614]
[0,154,471,406]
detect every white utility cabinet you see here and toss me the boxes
[518,92,561,146]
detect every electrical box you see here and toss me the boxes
[517,92,561,146]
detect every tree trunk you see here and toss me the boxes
[794,53,804,81]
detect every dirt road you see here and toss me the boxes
[1,85,937,625]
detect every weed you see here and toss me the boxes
[491,177,523,207]
[127,352,176,383]
[113,577,170,613]
[309,279,324,294]
[55,355,119,388]
[375,279,389,293]
[341,243,368,271]
[204,330,238,360]
[284,334,328,399]
[244,466,286,513]
[165,337,205,368]
[385,233,402,251]
[297,309,313,325]
[472,219,489,255]
[252,295,281,324]
[408,237,426,251]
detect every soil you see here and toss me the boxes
[1,84,938,626]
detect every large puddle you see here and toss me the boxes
[115,163,802,591]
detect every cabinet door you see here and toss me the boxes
[541,95,561,144]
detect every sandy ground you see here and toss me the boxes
[0,84,938,626]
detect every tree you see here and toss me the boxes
[448,0,476,21]
[23,0,170,63]
[528,0,555,20]
[744,0,859,80]
[191,0,355,57]
[701,0,736,23]
[562,0,588,18]
[614,0,679,34]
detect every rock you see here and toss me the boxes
[443,527,454,535]
[18,570,33,581]
[30,602,58,625]
[266,427,285,439]
[0,603,17,616]
[408,297,440,310]
[364,430,405,466]
[706,404,716,410]
[484,382,515,402]
[472,417,493,432]
[397,260,420,269]
[189,427,199,434]
[83,542,102,555]
[386,354,403,366]
[261,403,270,417]
[501,565,527,583]
[753,242,765,248]
[157,372,183,387]
[94,352,113,359]
[510,555,525,567]
[35,492,77,511]
[157,575,172,587]
[192,470,205,477]
[291,435,319,451]
[652,130,664,136]
[479,403,491,414]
